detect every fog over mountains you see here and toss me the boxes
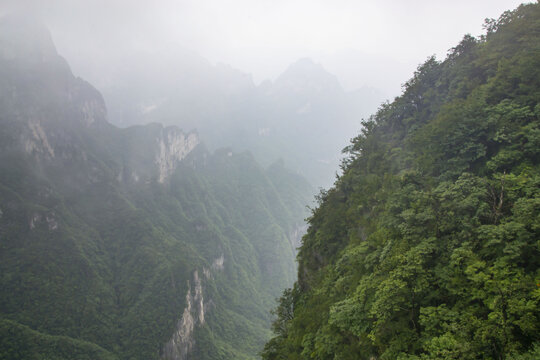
[39,33,385,189]
[2,2,536,360]
[94,48,385,188]
[2,1,523,188]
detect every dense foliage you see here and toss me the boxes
[0,17,312,360]
[0,132,310,360]
[0,319,117,360]
[263,3,540,359]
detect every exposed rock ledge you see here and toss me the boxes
[156,127,199,183]
[161,271,204,360]
[162,255,224,360]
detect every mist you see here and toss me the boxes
[0,0,530,188]
[1,2,539,359]
[0,0,526,96]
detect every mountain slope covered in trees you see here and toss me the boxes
[0,16,312,360]
[263,3,540,359]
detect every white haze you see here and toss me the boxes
[0,0,527,98]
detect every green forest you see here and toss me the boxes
[0,16,312,359]
[1,2,540,360]
[262,3,540,360]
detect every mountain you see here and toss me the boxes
[247,58,387,187]
[263,3,540,360]
[99,48,256,130]
[0,15,313,360]
[88,50,383,189]
[270,58,344,97]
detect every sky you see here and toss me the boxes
[0,0,530,97]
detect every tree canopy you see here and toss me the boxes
[262,3,540,359]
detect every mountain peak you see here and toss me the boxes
[0,13,58,62]
[0,15,108,135]
[272,57,343,96]
[290,57,316,66]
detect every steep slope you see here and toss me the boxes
[0,15,312,360]
[263,4,540,360]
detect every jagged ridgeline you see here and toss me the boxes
[263,3,540,360]
[0,15,312,360]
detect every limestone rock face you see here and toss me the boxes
[161,271,204,360]
[162,255,225,360]
[156,128,199,183]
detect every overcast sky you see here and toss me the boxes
[0,0,529,96]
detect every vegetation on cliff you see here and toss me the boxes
[263,3,540,359]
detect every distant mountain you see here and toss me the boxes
[0,15,312,360]
[247,58,366,187]
[100,47,256,130]
[92,51,384,188]
[270,57,344,97]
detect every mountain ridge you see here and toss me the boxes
[0,15,313,360]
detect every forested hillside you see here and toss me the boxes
[0,16,312,360]
[263,3,540,359]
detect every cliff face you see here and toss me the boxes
[162,271,204,360]
[0,15,107,126]
[156,128,200,183]
[0,15,200,185]
[0,14,108,174]
[162,256,225,360]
